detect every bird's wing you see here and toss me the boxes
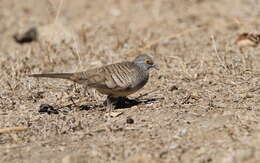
[77,62,136,91]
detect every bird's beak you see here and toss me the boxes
[153,64,160,70]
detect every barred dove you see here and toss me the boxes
[29,54,159,108]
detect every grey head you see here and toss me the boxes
[133,54,159,71]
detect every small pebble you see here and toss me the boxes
[13,27,38,44]
[126,117,134,124]
[39,104,58,114]
[169,85,178,91]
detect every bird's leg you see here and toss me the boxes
[106,96,115,114]
[105,96,125,118]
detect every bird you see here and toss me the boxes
[235,33,260,48]
[29,54,159,110]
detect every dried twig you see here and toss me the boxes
[181,94,191,104]
[0,127,28,134]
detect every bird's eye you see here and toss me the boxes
[144,59,153,65]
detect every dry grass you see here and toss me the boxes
[0,0,259,163]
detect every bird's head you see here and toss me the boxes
[133,54,159,71]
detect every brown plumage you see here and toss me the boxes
[29,55,159,98]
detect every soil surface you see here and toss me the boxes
[0,0,259,163]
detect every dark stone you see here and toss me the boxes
[13,27,38,44]
[126,117,134,124]
[39,104,58,114]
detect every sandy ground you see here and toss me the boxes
[0,0,259,163]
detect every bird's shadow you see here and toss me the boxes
[78,97,163,111]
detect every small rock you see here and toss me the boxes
[126,117,134,124]
[39,104,58,114]
[169,85,178,91]
[13,27,38,44]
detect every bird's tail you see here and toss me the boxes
[28,73,74,80]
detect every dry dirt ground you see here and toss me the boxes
[0,0,259,163]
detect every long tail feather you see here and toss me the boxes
[28,73,74,80]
